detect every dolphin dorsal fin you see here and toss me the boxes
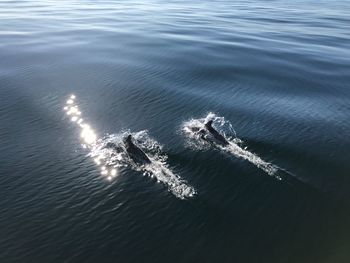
[205,120,213,128]
[125,134,133,144]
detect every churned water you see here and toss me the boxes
[0,0,350,262]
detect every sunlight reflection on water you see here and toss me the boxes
[64,95,118,181]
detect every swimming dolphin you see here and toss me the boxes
[124,135,151,165]
[204,120,229,146]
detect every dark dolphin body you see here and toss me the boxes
[124,135,151,165]
[204,120,229,146]
[188,120,229,146]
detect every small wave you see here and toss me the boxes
[182,112,280,178]
[64,95,196,199]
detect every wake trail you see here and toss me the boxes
[64,95,196,199]
[220,142,278,177]
[144,158,196,199]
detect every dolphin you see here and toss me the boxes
[204,120,229,146]
[124,135,152,165]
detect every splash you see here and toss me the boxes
[182,112,280,178]
[64,95,196,199]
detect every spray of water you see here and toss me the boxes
[182,112,280,178]
[64,95,196,199]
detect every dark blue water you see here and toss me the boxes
[1,0,350,262]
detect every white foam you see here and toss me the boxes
[145,158,196,199]
[221,142,278,177]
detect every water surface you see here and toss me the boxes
[1,0,350,262]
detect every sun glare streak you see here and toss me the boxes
[64,94,118,181]
[80,125,97,145]
[111,169,117,176]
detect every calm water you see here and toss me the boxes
[1,0,350,262]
